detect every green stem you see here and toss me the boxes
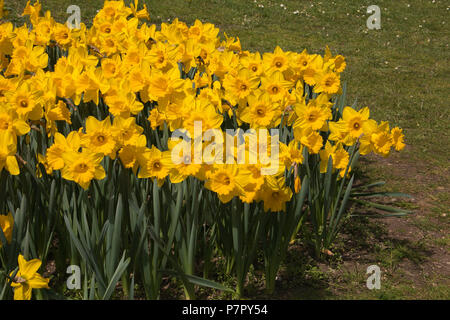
[121,272,130,299]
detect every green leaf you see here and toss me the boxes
[351,192,412,198]
[352,181,386,190]
[109,194,124,279]
[129,273,135,300]
[350,198,413,215]
[102,252,130,300]
[162,270,235,294]
[63,215,107,292]
[330,174,355,241]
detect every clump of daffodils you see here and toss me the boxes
[0,0,405,213]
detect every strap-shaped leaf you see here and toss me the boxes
[162,270,235,294]
[350,198,413,215]
[102,252,130,300]
[351,192,412,198]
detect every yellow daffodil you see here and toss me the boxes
[167,138,202,183]
[391,127,405,151]
[137,146,173,180]
[46,131,81,171]
[328,121,355,146]
[111,116,144,147]
[290,49,312,74]
[130,0,150,20]
[6,39,48,75]
[295,127,323,154]
[61,149,105,190]
[104,90,143,118]
[371,121,393,157]
[293,97,332,131]
[258,176,292,212]
[285,139,304,168]
[52,23,72,47]
[241,52,263,77]
[147,41,178,70]
[313,70,341,95]
[119,134,147,173]
[263,46,293,74]
[0,105,30,141]
[260,71,292,102]
[302,54,323,86]
[0,131,19,175]
[10,254,50,300]
[204,164,251,203]
[339,106,370,139]
[144,67,187,103]
[319,142,349,177]
[75,67,110,105]
[0,212,13,247]
[239,93,280,128]
[22,0,42,25]
[81,116,118,159]
[44,100,72,136]
[223,68,259,105]
[182,96,223,135]
[360,120,393,157]
[33,13,55,46]
[7,81,43,121]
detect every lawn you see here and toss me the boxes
[4,0,449,299]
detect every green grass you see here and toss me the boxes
[4,0,449,300]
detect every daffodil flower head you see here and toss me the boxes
[10,254,49,300]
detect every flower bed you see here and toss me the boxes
[0,0,407,300]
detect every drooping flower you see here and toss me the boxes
[295,127,323,154]
[118,134,147,173]
[10,254,50,300]
[0,105,30,141]
[319,141,350,177]
[258,176,293,212]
